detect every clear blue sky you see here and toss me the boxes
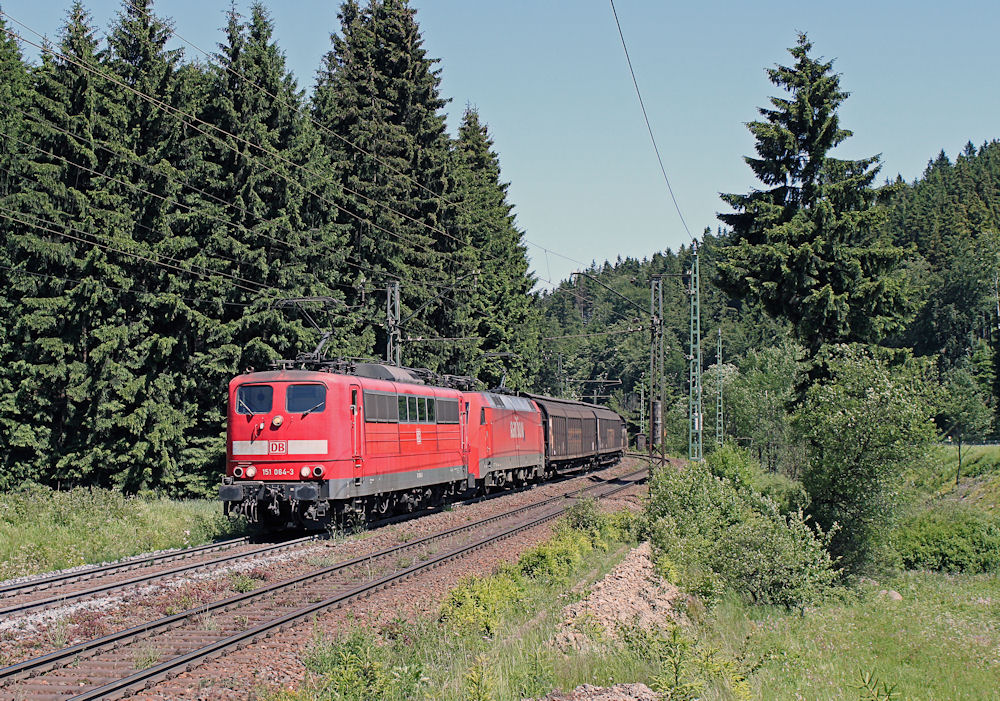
[6,0,999,288]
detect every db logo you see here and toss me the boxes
[509,420,525,439]
[269,441,287,455]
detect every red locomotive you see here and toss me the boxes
[220,361,626,529]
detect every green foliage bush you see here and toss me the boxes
[796,344,937,574]
[647,458,836,608]
[439,506,638,637]
[565,497,644,546]
[707,444,810,516]
[753,472,810,516]
[518,525,592,581]
[297,629,425,701]
[618,621,752,701]
[438,565,526,636]
[706,444,758,488]
[895,505,1000,573]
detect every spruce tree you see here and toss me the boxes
[450,107,539,388]
[3,2,136,488]
[0,14,32,481]
[313,0,453,369]
[718,34,912,365]
[0,11,30,204]
[169,3,350,491]
[101,0,205,492]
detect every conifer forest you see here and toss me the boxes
[2,0,999,502]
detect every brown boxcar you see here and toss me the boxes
[523,393,625,469]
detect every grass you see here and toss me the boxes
[700,571,1000,700]
[904,444,1000,510]
[891,444,1000,575]
[269,505,662,701]
[265,492,1000,700]
[0,485,246,580]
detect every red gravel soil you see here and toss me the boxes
[130,474,648,699]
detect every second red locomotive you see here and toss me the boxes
[220,361,626,528]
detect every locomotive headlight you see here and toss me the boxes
[312,466,324,477]
[245,466,257,479]
[272,415,284,427]
[300,466,311,478]
[233,466,245,478]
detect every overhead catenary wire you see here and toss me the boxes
[0,262,253,308]
[0,7,543,291]
[543,327,644,341]
[609,0,693,240]
[117,0,591,275]
[0,37,478,299]
[2,10,623,332]
[403,336,484,343]
[0,130,272,284]
[0,17,559,306]
[1,203,443,326]
[2,9,604,305]
[1,109,471,297]
[0,18,478,296]
[0,208,265,295]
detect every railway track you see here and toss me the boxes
[0,460,635,622]
[0,534,322,618]
[0,465,647,700]
[0,536,253,598]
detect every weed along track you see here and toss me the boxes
[0,460,633,628]
[0,465,647,700]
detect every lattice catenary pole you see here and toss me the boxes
[716,328,724,447]
[386,281,401,366]
[688,242,703,461]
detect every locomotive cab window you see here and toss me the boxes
[236,384,272,415]
[287,384,326,414]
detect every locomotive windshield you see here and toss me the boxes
[287,384,326,414]
[236,384,272,415]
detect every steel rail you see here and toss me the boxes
[72,472,646,700]
[0,458,636,619]
[0,534,321,617]
[0,467,647,693]
[0,536,253,598]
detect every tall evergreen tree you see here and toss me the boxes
[313,0,453,369]
[0,13,32,478]
[888,143,1000,366]
[2,2,136,488]
[64,0,190,493]
[0,11,30,204]
[168,3,351,491]
[717,34,912,365]
[450,107,539,388]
